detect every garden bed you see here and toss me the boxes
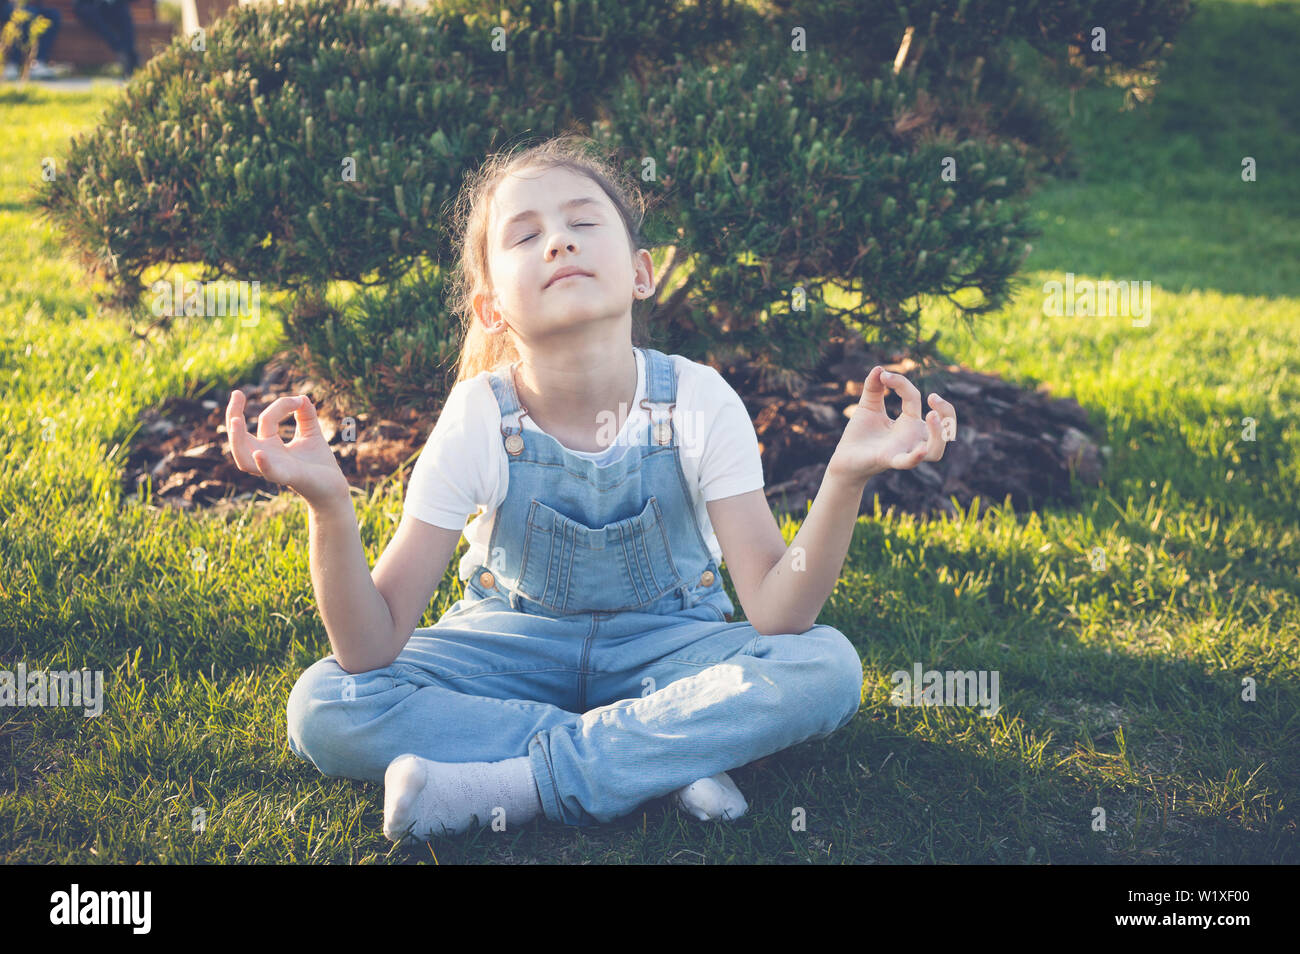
[120,333,1106,521]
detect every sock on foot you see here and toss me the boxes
[383,753,542,842]
[674,771,748,821]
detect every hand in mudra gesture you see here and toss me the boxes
[828,367,957,483]
[225,390,350,508]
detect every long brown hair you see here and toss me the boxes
[445,134,660,386]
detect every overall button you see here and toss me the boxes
[699,570,715,587]
[479,570,496,589]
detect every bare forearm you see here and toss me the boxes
[751,468,875,636]
[307,497,398,673]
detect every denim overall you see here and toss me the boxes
[287,348,864,828]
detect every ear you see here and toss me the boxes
[472,289,500,330]
[633,249,656,298]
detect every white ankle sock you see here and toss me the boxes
[383,753,542,842]
[674,771,748,821]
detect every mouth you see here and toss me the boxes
[545,271,593,288]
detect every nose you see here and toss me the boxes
[546,237,578,258]
[545,226,581,258]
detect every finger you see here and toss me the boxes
[924,409,944,460]
[929,393,957,441]
[226,391,259,473]
[857,366,888,413]
[882,370,923,420]
[290,394,320,440]
[226,389,243,436]
[257,395,306,440]
[891,442,928,471]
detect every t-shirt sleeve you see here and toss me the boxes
[403,377,495,530]
[696,366,766,501]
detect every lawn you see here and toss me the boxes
[1,0,1296,863]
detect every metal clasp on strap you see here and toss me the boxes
[639,397,676,445]
[500,412,527,455]
[502,363,529,455]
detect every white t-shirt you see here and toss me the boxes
[403,348,766,581]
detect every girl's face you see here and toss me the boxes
[476,165,654,345]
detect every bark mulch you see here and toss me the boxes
[119,334,1105,522]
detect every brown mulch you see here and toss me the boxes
[119,333,1106,521]
[720,333,1107,521]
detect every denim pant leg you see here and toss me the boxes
[529,611,864,826]
[107,0,134,53]
[285,602,590,785]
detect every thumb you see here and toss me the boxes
[292,395,321,437]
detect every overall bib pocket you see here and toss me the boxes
[516,495,685,614]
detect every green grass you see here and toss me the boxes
[1012,0,1300,300]
[2,0,1297,863]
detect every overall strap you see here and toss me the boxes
[488,363,527,456]
[491,349,676,455]
[639,348,678,446]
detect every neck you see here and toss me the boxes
[512,335,638,451]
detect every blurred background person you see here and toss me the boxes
[72,0,139,77]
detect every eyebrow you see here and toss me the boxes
[500,196,605,234]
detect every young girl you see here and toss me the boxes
[226,136,956,842]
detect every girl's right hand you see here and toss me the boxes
[225,389,351,509]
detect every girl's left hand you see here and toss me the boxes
[827,366,957,484]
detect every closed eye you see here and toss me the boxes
[513,223,596,246]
